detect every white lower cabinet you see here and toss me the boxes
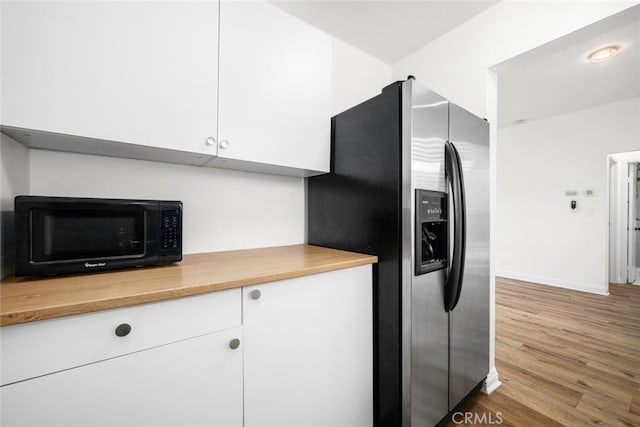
[0,289,242,387]
[0,266,373,426]
[0,289,243,427]
[243,265,373,427]
[0,327,244,427]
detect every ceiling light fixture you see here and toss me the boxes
[587,45,620,63]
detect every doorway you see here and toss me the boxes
[629,163,639,284]
[608,152,640,285]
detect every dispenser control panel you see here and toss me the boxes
[415,189,448,275]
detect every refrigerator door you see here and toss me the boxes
[410,269,449,426]
[407,83,450,426]
[448,103,490,409]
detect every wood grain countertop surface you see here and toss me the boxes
[0,245,377,327]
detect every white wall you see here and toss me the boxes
[0,133,29,278]
[391,0,638,393]
[28,149,305,254]
[0,32,391,259]
[331,37,392,115]
[496,97,640,295]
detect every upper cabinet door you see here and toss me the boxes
[216,1,331,175]
[1,1,219,157]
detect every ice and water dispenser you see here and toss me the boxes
[415,189,448,275]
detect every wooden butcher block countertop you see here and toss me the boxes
[0,245,377,326]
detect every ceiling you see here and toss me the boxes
[493,5,640,128]
[269,0,498,64]
[269,2,639,128]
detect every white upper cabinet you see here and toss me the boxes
[1,0,331,176]
[1,1,219,160]
[214,1,331,175]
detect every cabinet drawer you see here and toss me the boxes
[0,289,241,386]
[1,326,244,427]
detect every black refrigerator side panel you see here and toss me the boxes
[308,84,403,427]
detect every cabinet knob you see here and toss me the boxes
[205,136,217,146]
[115,323,132,337]
[250,289,261,300]
[219,140,230,149]
[229,338,241,350]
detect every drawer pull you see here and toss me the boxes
[229,338,240,350]
[250,290,261,300]
[115,323,132,337]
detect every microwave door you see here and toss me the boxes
[30,207,148,263]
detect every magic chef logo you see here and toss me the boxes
[84,262,107,268]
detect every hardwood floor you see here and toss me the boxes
[448,277,640,426]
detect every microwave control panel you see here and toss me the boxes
[161,210,180,250]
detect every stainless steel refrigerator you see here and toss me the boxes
[308,78,489,427]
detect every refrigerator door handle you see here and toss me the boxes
[444,141,467,312]
[450,141,467,311]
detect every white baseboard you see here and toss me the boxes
[495,270,609,296]
[481,367,501,395]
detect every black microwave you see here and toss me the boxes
[14,196,182,277]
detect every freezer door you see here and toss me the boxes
[410,84,448,194]
[448,104,490,409]
[410,269,449,426]
[407,82,450,426]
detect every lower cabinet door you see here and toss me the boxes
[0,326,243,427]
[243,266,373,427]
